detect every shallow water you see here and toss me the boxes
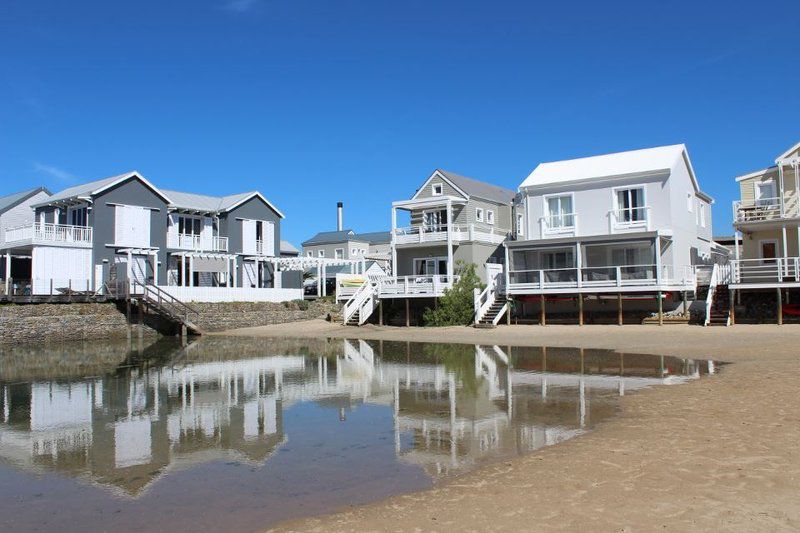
[0,336,717,532]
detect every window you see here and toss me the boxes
[699,203,707,228]
[545,195,574,228]
[306,251,313,257]
[178,215,202,236]
[318,250,325,258]
[687,192,693,212]
[486,210,495,225]
[70,207,88,227]
[476,208,484,223]
[755,181,777,207]
[335,248,344,259]
[615,188,645,222]
[414,257,447,276]
[431,183,443,196]
[423,209,447,231]
[516,213,524,235]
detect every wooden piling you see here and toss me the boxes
[777,288,783,325]
[540,296,546,326]
[729,289,736,325]
[405,298,410,327]
[657,291,663,326]
[617,293,623,326]
[578,294,584,326]
[378,299,384,326]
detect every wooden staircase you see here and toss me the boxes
[123,281,203,335]
[707,284,731,326]
[475,294,508,329]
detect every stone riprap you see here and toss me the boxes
[189,300,339,332]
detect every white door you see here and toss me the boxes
[242,261,257,287]
[261,220,275,256]
[130,256,147,284]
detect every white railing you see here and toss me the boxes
[5,223,92,245]
[342,279,377,325]
[377,275,457,297]
[473,270,505,324]
[507,264,695,292]
[704,264,720,326]
[168,233,229,252]
[393,225,507,245]
[335,273,389,301]
[540,213,577,236]
[730,257,800,284]
[610,206,651,231]
[733,197,790,223]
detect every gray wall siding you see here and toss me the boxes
[395,242,503,277]
[0,191,51,245]
[302,239,369,260]
[222,196,282,287]
[413,177,465,200]
[91,179,169,283]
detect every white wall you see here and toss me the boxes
[31,246,92,294]
[158,285,302,303]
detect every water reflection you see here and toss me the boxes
[0,338,715,499]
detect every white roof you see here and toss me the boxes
[776,141,800,162]
[521,144,692,189]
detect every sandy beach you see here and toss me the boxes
[212,321,800,532]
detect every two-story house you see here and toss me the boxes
[390,169,517,283]
[2,171,299,299]
[0,187,52,293]
[504,144,714,323]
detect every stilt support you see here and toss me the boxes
[777,288,783,325]
[729,289,735,325]
[379,299,384,326]
[617,293,623,326]
[405,298,410,327]
[657,291,663,326]
[540,296,546,326]
[578,294,584,326]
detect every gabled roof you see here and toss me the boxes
[521,144,696,189]
[302,230,356,246]
[413,169,516,204]
[776,141,800,162]
[33,171,172,207]
[0,187,51,215]
[734,166,777,182]
[161,189,284,217]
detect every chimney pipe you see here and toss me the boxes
[337,202,343,231]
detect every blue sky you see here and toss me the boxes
[1,0,798,244]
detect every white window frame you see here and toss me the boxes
[318,250,325,258]
[516,213,524,236]
[542,193,575,231]
[413,256,448,276]
[475,208,484,223]
[699,202,706,228]
[687,192,693,212]
[486,210,495,225]
[431,183,443,196]
[755,180,777,207]
[334,248,344,259]
[612,186,647,225]
[306,251,313,257]
[758,239,779,263]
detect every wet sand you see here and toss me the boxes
[213,321,800,532]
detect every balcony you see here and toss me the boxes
[392,224,507,246]
[610,206,651,232]
[4,223,92,248]
[540,213,578,236]
[377,275,457,298]
[733,197,797,223]
[507,264,695,294]
[167,233,228,252]
[730,257,800,286]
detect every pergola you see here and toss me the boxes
[169,251,238,287]
[248,256,367,296]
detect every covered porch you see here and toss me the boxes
[506,231,695,295]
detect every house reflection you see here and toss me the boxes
[0,338,713,496]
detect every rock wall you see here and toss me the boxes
[0,303,157,344]
[189,300,339,332]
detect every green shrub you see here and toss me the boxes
[422,261,484,327]
[296,299,310,311]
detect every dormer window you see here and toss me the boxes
[432,183,443,196]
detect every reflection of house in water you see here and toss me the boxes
[0,339,713,496]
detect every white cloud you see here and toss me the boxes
[223,0,259,13]
[33,162,79,184]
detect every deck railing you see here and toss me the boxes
[168,233,228,252]
[377,275,458,297]
[540,213,578,236]
[610,206,651,231]
[507,264,695,292]
[393,225,507,245]
[5,222,92,245]
[730,257,800,284]
[733,197,794,223]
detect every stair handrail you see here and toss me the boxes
[704,263,720,326]
[473,272,501,324]
[133,280,200,323]
[342,279,372,324]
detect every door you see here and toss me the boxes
[242,220,257,255]
[760,241,777,264]
[130,256,148,284]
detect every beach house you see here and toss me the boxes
[499,145,715,325]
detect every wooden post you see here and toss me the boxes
[578,294,584,326]
[682,290,688,315]
[777,288,783,325]
[729,289,736,325]
[378,299,384,326]
[138,299,144,338]
[540,296,546,326]
[657,291,663,326]
[68,279,72,302]
[405,298,410,327]
[617,293,623,326]
[506,299,512,325]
